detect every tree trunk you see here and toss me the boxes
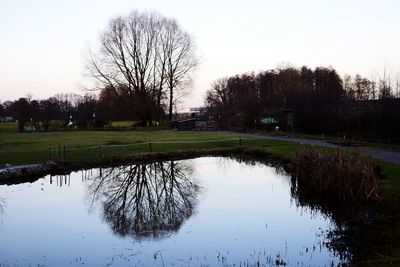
[168,84,173,121]
[156,89,162,122]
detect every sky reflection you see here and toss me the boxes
[0,157,344,266]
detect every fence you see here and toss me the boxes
[48,137,246,162]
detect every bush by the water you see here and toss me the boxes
[293,148,379,202]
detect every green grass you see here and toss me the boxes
[381,161,400,179]
[1,130,398,180]
[1,130,399,182]
[1,129,399,190]
[0,130,301,166]
[0,122,18,133]
[104,121,169,130]
[109,121,137,127]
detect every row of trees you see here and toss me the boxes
[0,84,185,132]
[0,94,97,131]
[343,71,400,101]
[0,93,136,131]
[205,66,344,132]
[205,65,400,138]
[87,11,198,125]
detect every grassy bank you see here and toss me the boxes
[0,130,304,166]
[1,130,398,181]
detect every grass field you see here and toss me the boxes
[0,122,18,133]
[109,121,136,127]
[0,130,306,166]
[1,128,399,182]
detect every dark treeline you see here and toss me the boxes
[0,91,141,131]
[205,65,400,139]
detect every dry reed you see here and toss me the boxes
[292,148,379,202]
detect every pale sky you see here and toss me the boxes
[1,0,400,107]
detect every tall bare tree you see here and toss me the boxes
[87,11,198,125]
[162,20,198,121]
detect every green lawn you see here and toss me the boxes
[0,130,301,166]
[1,129,399,182]
[109,121,136,127]
[0,122,18,133]
[1,129,399,183]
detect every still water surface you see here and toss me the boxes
[0,157,345,266]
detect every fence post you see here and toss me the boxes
[99,145,103,160]
[63,145,66,161]
[149,140,152,152]
[239,136,242,146]
[48,147,52,160]
[58,144,61,160]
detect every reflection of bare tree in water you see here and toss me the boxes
[88,160,200,240]
[0,197,5,220]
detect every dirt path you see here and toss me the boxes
[358,148,400,164]
[218,131,400,165]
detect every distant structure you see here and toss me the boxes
[0,116,14,122]
[169,118,197,130]
[170,107,207,130]
[174,106,206,120]
[189,107,207,113]
[24,118,36,132]
[66,114,74,127]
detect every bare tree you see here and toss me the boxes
[86,161,200,239]
[87,11,198,125]
[395,72,400,98]
[378,66,393,99]
[162,20,199,121]
[0,197,5,220]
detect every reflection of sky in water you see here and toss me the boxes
[0,157,343,266]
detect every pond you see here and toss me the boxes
[0,157,347,266]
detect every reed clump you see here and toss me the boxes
[292,148,379,202]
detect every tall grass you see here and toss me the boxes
[292,148,379,202]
